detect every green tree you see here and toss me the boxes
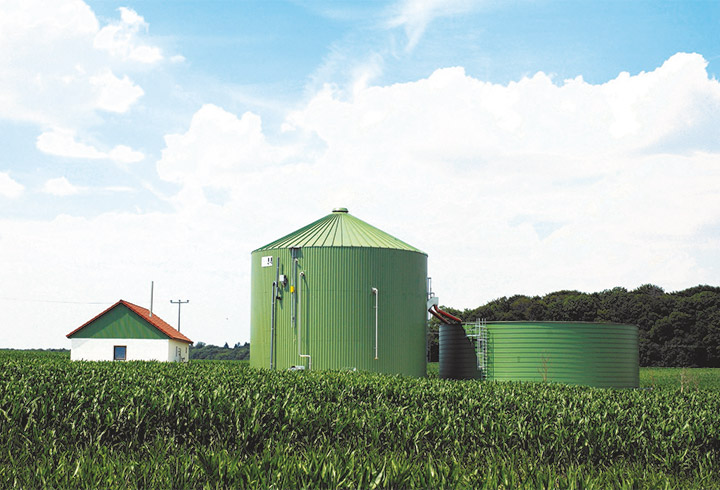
[441,284,720,368]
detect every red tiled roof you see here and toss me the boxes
[66,300,193,344]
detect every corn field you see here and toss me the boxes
[1,351,719,488]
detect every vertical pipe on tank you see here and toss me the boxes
[298,270,311,370]
[372,287,379,359]
[290,248,298,332]
[270,258,279,369]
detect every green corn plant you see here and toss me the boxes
[1,351,720,488]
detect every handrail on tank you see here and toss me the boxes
[428,304,462,325]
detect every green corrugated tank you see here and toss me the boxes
[439,324,480,380]
[485,322,639,388]
[250,208,427,377]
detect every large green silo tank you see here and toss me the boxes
[250,208,427,377]
[485,322,639,388]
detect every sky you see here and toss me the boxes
[1,0,719,349]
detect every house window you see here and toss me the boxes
[114,345,127,361]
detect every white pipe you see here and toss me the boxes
[372,287,378,359]
[291,252,298,329]
[270,258,279,369]
[298,271,311,370]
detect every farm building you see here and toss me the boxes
[250,207,428,376]
[66,300,193,362]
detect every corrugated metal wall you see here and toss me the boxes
[250,247,427,377]
[439,323,480,380]
[486,322,639,388]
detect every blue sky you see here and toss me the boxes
[91,1,720,85]
[1,0,719,348]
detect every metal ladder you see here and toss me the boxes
[465,319,487,380]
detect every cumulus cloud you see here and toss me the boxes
[156,104,293,188]
[291,53,720,164]
[36,128,144,162]
[89,69,144,113]
[43,177,81,196]
[0,172,24,199]
[0,0,173,170]
[94,7,163,64]
[4,53,720,349]
[37,128,105,159]
[0,0,98,46]
[107,145,144,163]
[0,0,156,126]
[158,53,720,313]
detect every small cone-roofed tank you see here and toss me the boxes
[250,208,428,377]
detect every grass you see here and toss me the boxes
[429,362,720,390]
[641,367,720,390]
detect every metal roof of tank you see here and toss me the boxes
[253,208,426,254]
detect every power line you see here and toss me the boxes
[0,297,112,305]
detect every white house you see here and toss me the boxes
[66,300,193,362]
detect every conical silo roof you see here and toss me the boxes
[253,207,425,254]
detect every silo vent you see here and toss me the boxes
[332,207,348,213]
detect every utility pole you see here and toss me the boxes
[170,299,189,332]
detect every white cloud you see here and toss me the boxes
[108,145,144,163]
[103,186,136,193]
[159,53,720,313]
[156,104,292,187]
[388,0,477,51]
[37,128,105,159]
[0,0,156,126]
[89,69,145,113]
[0,172,25,198]
[43,177,81,196]
[94,7,163,64]
[40,178,141,196]
[0,0,98,46]
[290,53,720,164]
[3,53,720,350]
[36,128,145,162]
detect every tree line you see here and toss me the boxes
[190,342,250,361]
[428,284,720,368]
